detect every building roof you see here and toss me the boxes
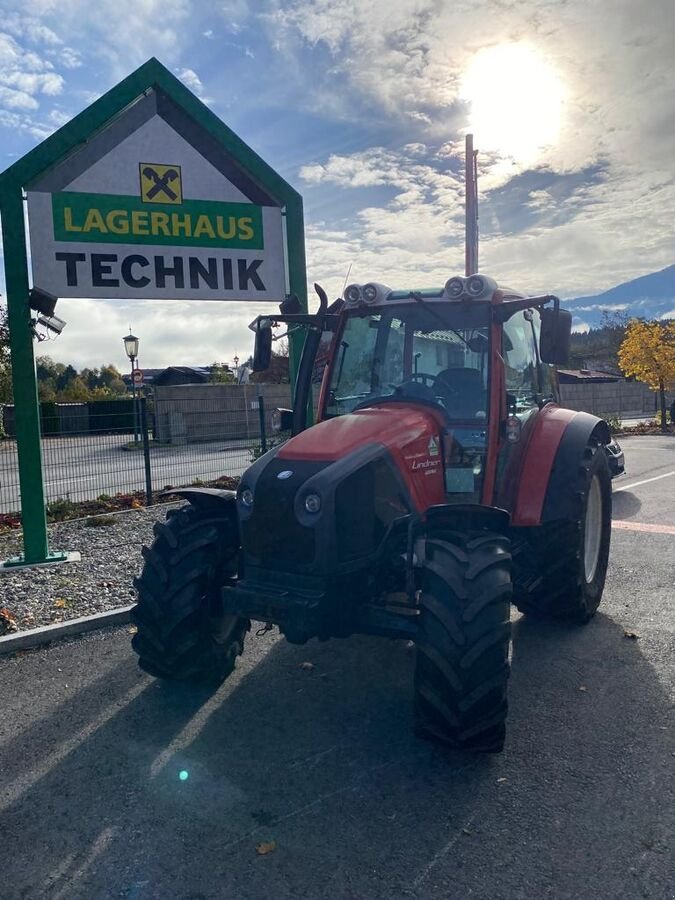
[557,369,622,384]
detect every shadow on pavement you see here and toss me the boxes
[1,610,673,900]
[611,490,642,519]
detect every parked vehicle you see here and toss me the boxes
[131,274,617,753]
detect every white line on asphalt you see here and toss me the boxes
[613,470,675,492]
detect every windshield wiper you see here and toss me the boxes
[409,292,475,349]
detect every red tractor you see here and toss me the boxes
[131,274,623,752]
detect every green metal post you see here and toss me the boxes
[0,187,53,563]
[285,196,311,420]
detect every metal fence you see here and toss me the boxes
[0,389,277,514]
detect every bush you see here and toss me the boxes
[46,497,77,521]
[601,414,622,434]
[84,514,116,528]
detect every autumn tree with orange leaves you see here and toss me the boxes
[618,319,675,431]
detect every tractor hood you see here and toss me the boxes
[277,404,446,463]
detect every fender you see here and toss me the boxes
[161,487,238,515]
[426,503,510,534]
[512,407,610,526]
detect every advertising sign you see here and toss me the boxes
[26,94,287,302]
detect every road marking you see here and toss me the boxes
[614,469,675,492]
[613,520,675,535]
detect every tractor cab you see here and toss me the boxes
[323,299,490,422]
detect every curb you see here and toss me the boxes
[0,605,135,656]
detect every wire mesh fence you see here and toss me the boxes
[0,384,289,515]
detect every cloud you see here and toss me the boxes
[0,85,39,110]
[39,298,280,371]
[175,67,207,99]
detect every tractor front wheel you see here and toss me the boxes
[414,531,512,753]
[512,441,612,623]
[132,503,249,683]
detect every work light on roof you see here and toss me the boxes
[445,276,465,299]
[362,282,392,304]
[344,284,362,306]
[466,275,487,297]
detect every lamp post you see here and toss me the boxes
[123,331,140,443]
[233,354,239,383]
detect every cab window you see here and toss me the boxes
[503,311,539,415]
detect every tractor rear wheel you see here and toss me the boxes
[131,503,249,683]
[512,441,612,623]
[414,531,512,753]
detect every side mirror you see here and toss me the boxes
[271,408,293,432]
[252,318,273,372]
[540,306,572,365]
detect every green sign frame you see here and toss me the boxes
[0,58,307,566]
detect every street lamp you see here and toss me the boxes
[123,331,140,443]
[123,332,139,363]
[233,354,239,382]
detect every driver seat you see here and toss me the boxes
[434,367,486,418]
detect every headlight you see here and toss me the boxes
[241,488,254,508]
[304,493,321,513]
[444,276,465,299]
[344,284,362,305]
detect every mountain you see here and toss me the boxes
[565,264,675,330]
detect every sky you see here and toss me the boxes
[0,0,674,370]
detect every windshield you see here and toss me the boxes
[325,303,490,421]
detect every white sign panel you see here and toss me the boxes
[26,114,287,302]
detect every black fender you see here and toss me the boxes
[161,487,238,519]
[541,413,611,523]
[426,503,511,534]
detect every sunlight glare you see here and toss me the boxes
[460,43,566,162]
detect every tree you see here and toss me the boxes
[98,364,127,396]
[618,319,675,431]
[209,362,235,384]
[250,338,290,384]
[0,305,12,404]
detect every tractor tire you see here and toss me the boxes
[512,441,612,624]
[414,531,512,753]
[131,503,249,683]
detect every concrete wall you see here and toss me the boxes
[153,383,295,443]
[558,381,673,419]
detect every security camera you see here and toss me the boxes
[29,287,58,317]
[37,314,66,335]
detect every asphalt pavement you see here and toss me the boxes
[1,435,673,900]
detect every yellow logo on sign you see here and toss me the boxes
[139,163,183,204]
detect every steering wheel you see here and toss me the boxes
[391,372,438,401]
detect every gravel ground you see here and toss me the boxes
[0,503,179,632]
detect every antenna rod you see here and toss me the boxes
[465,134,479,276]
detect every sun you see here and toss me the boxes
[460,43,566,163]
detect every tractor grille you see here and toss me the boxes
[335,458,410,562]
[242,459,327,569]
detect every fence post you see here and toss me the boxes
[258,393,267,453]
[140,397,153,506]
